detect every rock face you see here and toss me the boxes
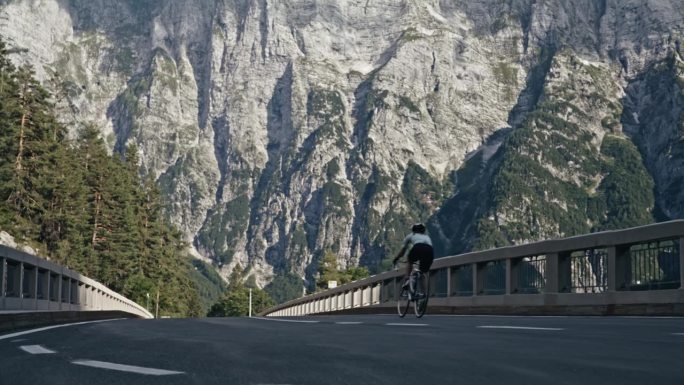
[1,0,682,288]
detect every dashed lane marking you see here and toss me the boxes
[426,314,569,318]
[385,323,428,327]
[252,317,320,324]
[0,319,124,341]
[10,339,28,343]
[477,326,564,331]
[672,333,684,336]
[72,360,184,376]
[20,345,56,354]
[335,322,362,325]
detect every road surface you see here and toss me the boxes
[1,314,683,384]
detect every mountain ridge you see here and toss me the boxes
[0,0,682,295]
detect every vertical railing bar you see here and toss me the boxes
[679,237,684,289]
[1,257,5,300]
[19,262,24,306]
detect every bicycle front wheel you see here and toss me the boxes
[397,285,410,317]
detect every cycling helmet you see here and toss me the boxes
[411,223,426,233]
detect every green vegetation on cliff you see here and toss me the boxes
[207,266,274,317]
[315,250,369,291]
[0,41,210,317]
[472,53,656,250]
[588,135,654,231]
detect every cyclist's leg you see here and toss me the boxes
[417,244,434,296]
[407,250,419,284]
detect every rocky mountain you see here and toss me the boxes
[0,0,682,291]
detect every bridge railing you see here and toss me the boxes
[0,245,153,319]
[263,220,684,317]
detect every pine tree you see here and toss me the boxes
[316,250,340,290]
[207,265,274,317]
[0,40,20,230]
[0,39,211,317]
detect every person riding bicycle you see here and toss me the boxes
[393,223,434,296]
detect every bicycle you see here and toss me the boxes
[395,262,429,318]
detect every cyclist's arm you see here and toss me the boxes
[392,245,408,265]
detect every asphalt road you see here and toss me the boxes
[0,314,683,385]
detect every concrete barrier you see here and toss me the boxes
[0,245,153,320]
[0,310,143,333]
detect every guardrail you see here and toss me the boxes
[0,245,153,319]
[263,220,684,317]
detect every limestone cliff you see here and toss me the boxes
[0,0,682,290]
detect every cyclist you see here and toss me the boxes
[392,223,434,297]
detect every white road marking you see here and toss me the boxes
[0,319,124,341]
[427,314,569,318]
[477,326,564,331]
[72,360,184,376]
[385,323,428,327]
[10,339,28,343]
[335,322,362,325]
[672,333,684,336]
[252,317,319,324]
[19,345,56,354]
[617,316,682,319]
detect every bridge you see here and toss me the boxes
[1,221,683,384]
[264,220,684,317]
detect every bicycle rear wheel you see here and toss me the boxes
[414,273,429,318]
[397,283,410,317]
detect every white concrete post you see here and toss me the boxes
[57,275,63,310]
[45,271,51,306]
[32,266,38,309]
[67,279,72,308]
[19,263,24,302]
[679,237,683,289]
[506,259,520,295]
[372,284,380,304]
[472,262,482,296]
[0,258,4,309]
[446,268,452,298]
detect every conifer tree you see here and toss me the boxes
[0,39,220,317]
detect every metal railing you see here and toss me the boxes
[0,245,152,319]
[569,249,607,293]
[263,220,684,317]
